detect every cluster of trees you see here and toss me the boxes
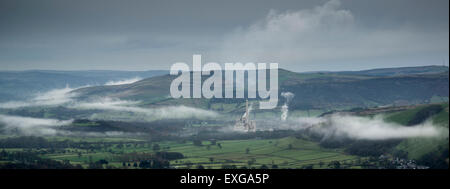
[417,146,449,169]
[135,159,170,169]
[407,104,443,125]
[114,151,184,169]
[344,140,402,157]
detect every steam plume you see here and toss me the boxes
[280,92,295,121]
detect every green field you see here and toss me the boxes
[1,136,360,169]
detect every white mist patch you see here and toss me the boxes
[104,77,141,86]
[70,97,218,120]
[0,86,80,109]
[309,114,443,140]
[0,114,73,136]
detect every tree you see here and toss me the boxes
[193,139,202,146]
[319,161,324,168]
[152,144,160,152]
[186,161,193,169]
[97,159,108,165]
[248,158,256,167]
[139,160,151,169]
[328,161,341,169]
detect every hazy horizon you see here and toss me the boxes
[0,64,448,73]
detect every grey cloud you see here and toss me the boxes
[0,0,448,71]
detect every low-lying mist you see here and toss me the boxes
[254,113,446,140]
[0,114,73,136]
[70,97,218,120]
[0,114,146,137]
[0,82,446,141]
[0,86,80,109]
[0,85,218,121]
[312,114,443,140]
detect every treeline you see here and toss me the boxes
[417,145,449,169]
[315,135,402,157]
[115,151,184,169]
[407,104,443,126]
[192,129,302,141]
[0,150,82,169]
[0,136,147,150]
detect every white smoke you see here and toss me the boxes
[280,92,295,121]
[104,77,142,86]
[281,92,295,103]
[0,114,73,136]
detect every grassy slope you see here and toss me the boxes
[385,103,449,160]
[73,68,449,112]
[166,137,358,169]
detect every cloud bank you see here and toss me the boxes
[219,0,448,71]
[70,97,218,120]
[293,114,444,140]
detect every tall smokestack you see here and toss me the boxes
[246,99,249,121]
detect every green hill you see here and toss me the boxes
[74,66,449,113]
[385,103,449,168]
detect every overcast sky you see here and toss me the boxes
[0,0,448,72]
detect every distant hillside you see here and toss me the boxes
[74,66,449,111]
[0,70,167,101]
[336,65,449,76]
